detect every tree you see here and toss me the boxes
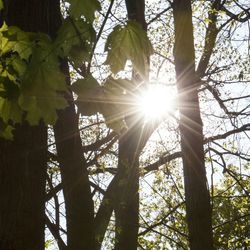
[0,0,249,250]
[0,0,61,249]
[172,0,214,248]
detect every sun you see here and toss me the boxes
[136,84,175,120]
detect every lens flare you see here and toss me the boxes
[137,84,175,120]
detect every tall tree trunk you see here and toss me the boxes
[172,1,214,249]
[114,1,147,249]
[53,21,94,250]
[114,125,140,250]
[54,85,95,250]
[0,0,61,249]
[0,123,47,250]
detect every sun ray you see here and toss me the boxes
[136,84,176,120]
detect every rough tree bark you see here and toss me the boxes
[172,0,214,249]
[0,0,61,249]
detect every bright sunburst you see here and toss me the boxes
[136,84,175,120]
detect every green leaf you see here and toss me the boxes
[105,21,153,74]
[71,75,101,116]
[99,78,130,133]
[100,104,127,134]
[72,76,129,133]
[45,239,54,249]
[67,0,101,22]
[0,24,32,59]
[11,27,32,60]
[10,54,27,75]
[0,23,15,55]
[55,18,96,65]
[18,35,67,125]
[0,97,22,123]
[0,78,22,123]
[0,119,13,140]
[0,0,3,10]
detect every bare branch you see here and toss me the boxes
[144,151,182,172]
[220,5,250,23]
[197,1,220,77]
[205,124,250,143]
[147,7,171,25]
[45,215,67,250]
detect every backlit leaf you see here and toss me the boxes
[105,21,153,74]
[56,18,96,65]
[71,75,101,116]
[67,0,101,22]
[18,34,67,125]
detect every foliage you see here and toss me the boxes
[0,24,68,130]
[55,17,96,66]
[105,20,153,74]
[66,0,101,22]
[213,167,250,249]
[0,0,153,137]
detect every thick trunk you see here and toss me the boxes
[54,68,94,250]
[172,1,214,249]
[0,1,61,249]
[0,123,47,250]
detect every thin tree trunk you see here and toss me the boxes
[114,1,147,249]
[0,0,61,249]
[114,126,140,250]
[53,27,94,250]
[172,1,214,249]
[54,86,95,250]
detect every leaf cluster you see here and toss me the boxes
[0,24,68,137]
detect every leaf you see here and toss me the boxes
[18,35,67,125]
[105,21,153,74]
[55,18,96,64]
[0,119,13,140]
[0,24,32,59]
[0,23,15,55]
[0,97,22,123]
[0,0,3,10]
[99,78,130,133]
[100,104,127,134]
[67,0,101,22]
[0,77,22,123]
[72,76,129,133]
[10,55,27,75]
[71,75,101,116]
[11,28,32,60]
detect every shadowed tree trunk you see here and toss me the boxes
[0,0,61,249]
[114,1,147,249]
[114,125,141,250]
[54,84,95,250]
[53,17,95,250]
[172,0,214,249]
